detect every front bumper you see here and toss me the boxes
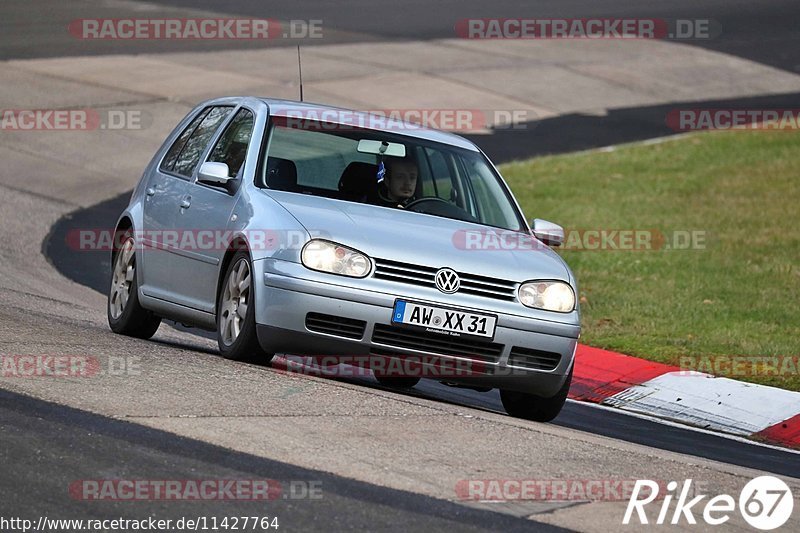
[254,259,579,397]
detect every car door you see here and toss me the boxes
[169,107,256,313]
[139,105,234,303]
[140,107,207,300]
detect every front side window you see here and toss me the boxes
[262,118,524,231]
[207,108,255,178]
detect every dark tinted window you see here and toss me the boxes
[172,106,233,177]
[160,108,210,173]
[207,109,255,178]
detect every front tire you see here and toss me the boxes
[500,366,572,422]
[217,251,273,363]
[107,235,161,339]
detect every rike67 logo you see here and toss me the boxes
[624,476,794,530]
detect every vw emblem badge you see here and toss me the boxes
[435,268,460,294]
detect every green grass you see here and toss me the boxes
[500,131,800,390]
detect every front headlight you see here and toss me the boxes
[518,281,575,313]
[301,239,371,278]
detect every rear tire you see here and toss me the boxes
[107,235,161,339]
[217,251,274,363]
[500,366,572,422]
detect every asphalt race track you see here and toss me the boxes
[3,1,800,531]
[1,390,561,532]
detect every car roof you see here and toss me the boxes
[256,98,480,152]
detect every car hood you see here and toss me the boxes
[265,190,571,283]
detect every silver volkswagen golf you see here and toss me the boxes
[108,97,580,421]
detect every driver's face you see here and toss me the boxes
[387,161,418,202]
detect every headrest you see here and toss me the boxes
[266,157,298,191]
[338,162,379,200]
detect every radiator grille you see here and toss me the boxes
[373,258,517,301]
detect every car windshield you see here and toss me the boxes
[260,117,524,231]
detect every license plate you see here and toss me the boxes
[391,300,497,339]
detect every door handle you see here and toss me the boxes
[180,196,191,209]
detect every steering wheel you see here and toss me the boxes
[403,197,478,223]
[404,197,452,211]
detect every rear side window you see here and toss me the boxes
[164,106,233,177]
[207,108,255,178]
[161,108,209,173]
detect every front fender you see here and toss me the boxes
[234,187,311,263]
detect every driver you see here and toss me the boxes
[377,154,418,208]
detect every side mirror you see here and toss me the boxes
[531,218,564,247]
[198,161,232,186]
